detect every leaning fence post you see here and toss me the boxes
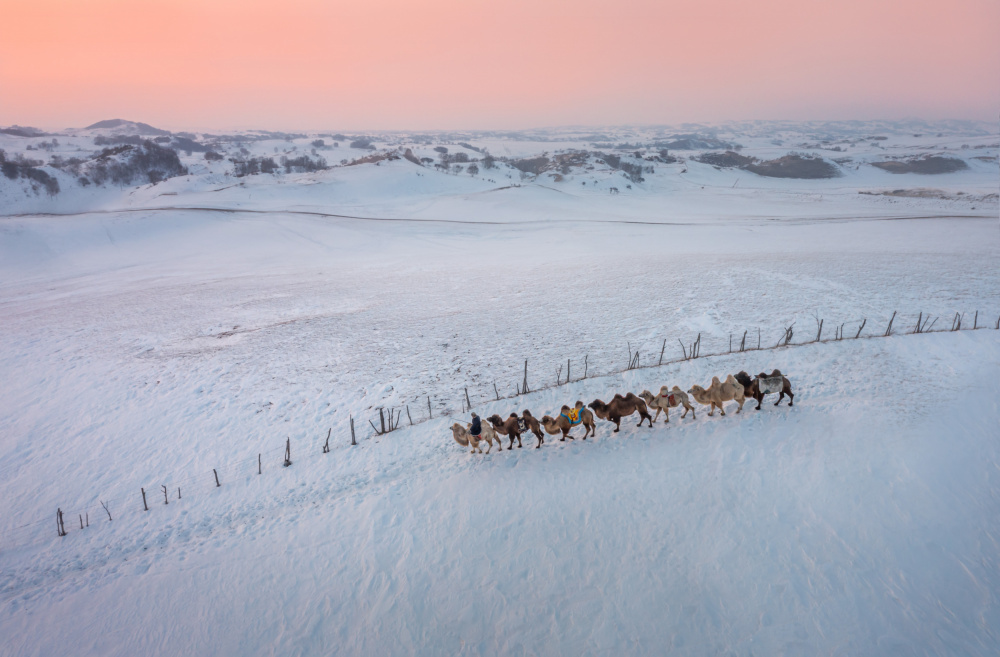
[815,319,823,342]
[855,318,866,338]
[350,415,357,445]
[284,437,292,467]
[79,514,84,530]
[427,396,432,418]
[57,508,66,537]
[213,469,220,487]
[465,387,472,409]
[406,405,413,425]
[913,312,922,334]
[884,311,896,336]
[258,453,261,474]
[973,311,977,330]
[584,355,588,378]
[493,381,500,400]
[141,487,148,511]
[660,339,666,365]
[567,358,570,382]
[323,428,331,453]
[162,485,169,505]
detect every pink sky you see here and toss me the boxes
[1,0,997,131]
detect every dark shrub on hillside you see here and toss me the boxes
[746,154,840,179]
[88,141,188,185]
[510,156,549,175]
[205,151,224,161]
[871,156,968,175]
[232,157,280,176]
[350,138,374,150]
[433,146,448,154]
[696,151,756,168]
[281,155,328,173]
[311,139,325,148]
[483,154,496,169]
[0,149,60,194]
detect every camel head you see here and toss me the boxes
[688,385,706,399]
[486,414,503,426]
[638,390,654,404]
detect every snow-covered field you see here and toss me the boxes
[1,120,999,656]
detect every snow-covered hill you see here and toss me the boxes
[1,119,999,656]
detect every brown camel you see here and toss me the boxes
[487,413,523,450]
[588,393,653,432]
[520,409,546,448]
[539,402,596,441]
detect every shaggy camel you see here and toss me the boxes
[688,375,745,416]
[735,369,794,409]
[540,402,595,441]
[638,386,696,423]
[519,409,546,448]
[451,421,499,454]
[487,413,523,450]
[588,393,653,432]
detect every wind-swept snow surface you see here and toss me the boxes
[1,139,999,655]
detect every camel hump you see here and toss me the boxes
[574,400,584,408]
[771,369,783,377]
[711,376,721,385]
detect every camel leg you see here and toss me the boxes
[560,430,567,442]
[639,412,652,427]
[736,399,744,413]
[787,391,794,406]
[664,406,669,423]
[613,416,621,433]
[517,434,522,448]
[508,436,515,450]
[708,404,715,417]
[775,392,785,406]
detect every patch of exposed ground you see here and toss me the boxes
[871,156,968,175]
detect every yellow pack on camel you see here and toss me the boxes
[561,407,582,424]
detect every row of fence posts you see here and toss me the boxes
[50,309,998,537]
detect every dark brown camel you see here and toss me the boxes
[736,370,794,410]
[487,413,523,449]
[520,409,545,448]
[588,393,653,433]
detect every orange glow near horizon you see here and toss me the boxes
[1,0,997,131]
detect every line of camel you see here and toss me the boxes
[452,370,794,453]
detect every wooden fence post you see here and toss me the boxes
[522,360,529,394]
[493,382,500,400]
[258,453,261,474]
[973,311,977,330]
[323,428,331,453]
[659,339,666,365]
[584,355,588,379]
[101,500,112,521]
[284,437,292,467]
[855,319,866,338]
[162,485,168,505]
[465,387,472,409]
[57,508,66,537]
[406,405,413,425]
[884,311,896,336]
[567,358,570,382]
[141,487,148,511]
[350,415,357,445]
[213,469,220,487]
[815,319,823,342]
[427,396,432,418]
